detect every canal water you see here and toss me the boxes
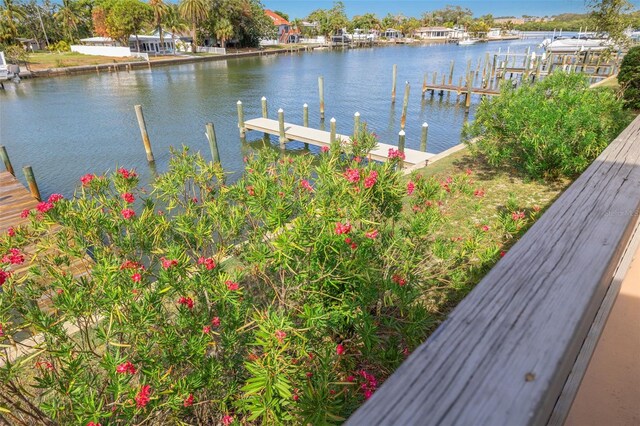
[0,37,546,197]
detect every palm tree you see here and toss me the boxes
[1,0,26,42]
[55,0,80,43]
[164,5,188,53]
[149,0,169,53]
[214,17,233,48]
[178,0,208,53]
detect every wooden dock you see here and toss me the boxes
[0,170,38,230]
[243,118,435,167]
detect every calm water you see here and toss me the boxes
[0,38,544,197]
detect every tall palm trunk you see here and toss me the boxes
[191,23,196,53]
[158,25,164,53]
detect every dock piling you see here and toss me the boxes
[421,73,427,99]
[400,82,410,130]
[205,123,220,165]
[237,100,246,140]
[398,130,406,169]
[261,96,268,119]
[303,104,309,127]
[0,146,14,176]
[391,64,397,103]
[420,122,428,152]
[278,108,286,148]
[134,105,155,163]
[22,166,41,201]
[449,60,455,85]
[354,112,360,139]
[330,118,336,145]
[318,76,325,120]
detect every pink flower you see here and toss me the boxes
[117,168,137,180]
[474,189,485,197]
[334,222,352,235]
[120,260,144,270]
[344,237,352,244]
[121,193,135,204]
[300,180,314,192]
[121,208,135,219]
[178,297,194,310]
[500,250,506,257]
[222,415,234,426]
[481,225,490,232]
[392,274,407,286]
[35,360,54,370]
[2,248,25,265]
[131,273,141,283]
[350,243,358,250]
[0,323,4,336]
[47,193,64,203]
[388,148,406,160]
[116,361,136,375]
[225,280,239,291]
[198,256,216,270]
[211,317,221,327]
[343,168,361,183]
[365,229,378,239]
[20,209,30,218]
[533,205,541,212]
[160,257,178,269]
[407,181,415,196]
[465,168,473,175]
[36,202,54,213]
[354,156,361,163]
[346,375,355,382]
[336,344,345,356]
[202,325,211,334]
[7,227,15,237]
[321,146,330,153]
[86,422,101,426]
[306,372,313,378]
[191,197,198,203]
[135,385,151,408]
[364,170,378,189]
[246,186,255,196]
[512,211,525,221]
[0,270,11,286]
[183,394,194,407]
[80,174,95,186]
[275,330,286,344]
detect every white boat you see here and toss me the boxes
[545,38,614,53]
[0,52,20,85]
[457,38,478,46]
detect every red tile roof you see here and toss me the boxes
[265,9,290,26]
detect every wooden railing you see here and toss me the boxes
[347,115,640,425]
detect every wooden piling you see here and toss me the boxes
[449,60,455,85]
[22,166,41,201]
[420,122,428,152]
[354,112,360,139]
[465,72,472,112]
[237,101,246,140]
[318,76,325,120]
[205,122,220,165]
[398,130,406,169]
[330,118,336,145]
[278,108,286,148]
[134,104,155,163]
[303,104,309,127]
[0,145,14,176]
[391,64,397,103]
[422,73,427,99]
[400,82,410,130]
[261,96,268,118]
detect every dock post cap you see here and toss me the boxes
[261,96,266,100]
[330,117,336,122]
[399,130,406,136]
[278,108,284,112]
[303,103,308,107]
[237,100,242,104]
[422,122,429,127]
[354,112,360,117]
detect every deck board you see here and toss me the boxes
[244,118,434,167]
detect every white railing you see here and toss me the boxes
[196,46,226,55]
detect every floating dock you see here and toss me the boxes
[243,118,435,167]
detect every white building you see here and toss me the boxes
[415,27,454,40]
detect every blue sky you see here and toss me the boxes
[262,0,640,20]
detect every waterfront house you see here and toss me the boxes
[264,9,299,44]
[383,29,403,39]
[414,26,454,40]
[18,38,42,51]
[486,28,503,39]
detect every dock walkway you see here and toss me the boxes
[243,118,434,167]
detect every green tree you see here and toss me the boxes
[618,45,640,109]
[589,0,633,45]
[105,0,152,49]
[350,12,380,31]
[54,0,81,42]
[163,4,188,52]
[214,16,233,47]
[179,0,208,52]
[0,0,25,43]
[149,0,169,52]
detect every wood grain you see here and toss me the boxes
[346,116,640,426]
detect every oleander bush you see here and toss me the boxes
[0,131,540,425]
[619,45,640,109]
[465,72,629,179]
